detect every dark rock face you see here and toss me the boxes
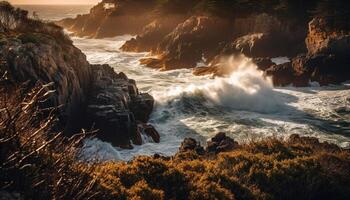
[206,132,238,153]
[267,17,350,86]
[121,15,186,53]
[192,56,274,77]
[137,123,160,143]
[179,133,238,155]
[265,60,309,87]
[306,17,350,56]
[142,16,232,70]
[57,0,155,38]
[229,32,302,58]
[1,14,157,148]
[87,64,155,147]
[0,32,91,132]
[179,138,205,155]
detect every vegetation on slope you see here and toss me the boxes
[1,76,349,199]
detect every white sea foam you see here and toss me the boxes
[72,36,350,161]
[155,55,280,113]
[24,5,350,161]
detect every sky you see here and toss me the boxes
[8,0,101,5]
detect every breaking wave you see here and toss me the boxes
[154,55,281,114]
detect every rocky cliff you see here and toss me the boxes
[57,0,156,38]
[267,16,350,86]
[0,3,157,148]
[57,0,350,86]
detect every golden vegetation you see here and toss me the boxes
[1,75,349,199]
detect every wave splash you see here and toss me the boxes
[153,55,281,114]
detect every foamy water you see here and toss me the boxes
[72,36,350,161]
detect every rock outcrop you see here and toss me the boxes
[57,0,155,38]
[86,64,156,148]
[140,16,232,70]
[306,17,350,55]
[267,17,350,86]
[139,13,305,77]
[121,15,186,53]
[179,132,239,155]
[0,4,157,148]
[0,31,91,132]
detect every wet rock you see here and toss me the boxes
[87,64,155,148]
[206,132,238,154]
[137,123,160,143]
[265,61,309,87]
[267,52,350,86]
[179,138,205,155]
[253,57,275,71]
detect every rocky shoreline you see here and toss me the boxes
[0,3,158,149]
[58,0,350,87]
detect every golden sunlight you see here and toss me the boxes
[8,0,100,5]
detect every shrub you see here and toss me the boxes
[17,33,40,44]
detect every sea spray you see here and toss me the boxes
[153,55,281,113]
[73,36,350,161]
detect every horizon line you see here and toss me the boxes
[14,4,95,6]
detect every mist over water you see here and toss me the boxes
[26,6,350,161]
[71,35,350,161]
[154,55,280,114]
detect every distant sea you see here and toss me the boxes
[14,5,93,21]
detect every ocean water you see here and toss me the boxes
[20,6,350,161]
[15,5,92,21]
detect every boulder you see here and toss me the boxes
[179,138,205,155]
[137,123,160,143]
[265,61,308,87]
[206,132,238,154]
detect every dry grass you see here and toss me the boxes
[0,76,111,199]
[1,73,349,200]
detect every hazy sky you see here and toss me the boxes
[9,0,101,5]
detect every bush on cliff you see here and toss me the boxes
[1,72,349,200]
